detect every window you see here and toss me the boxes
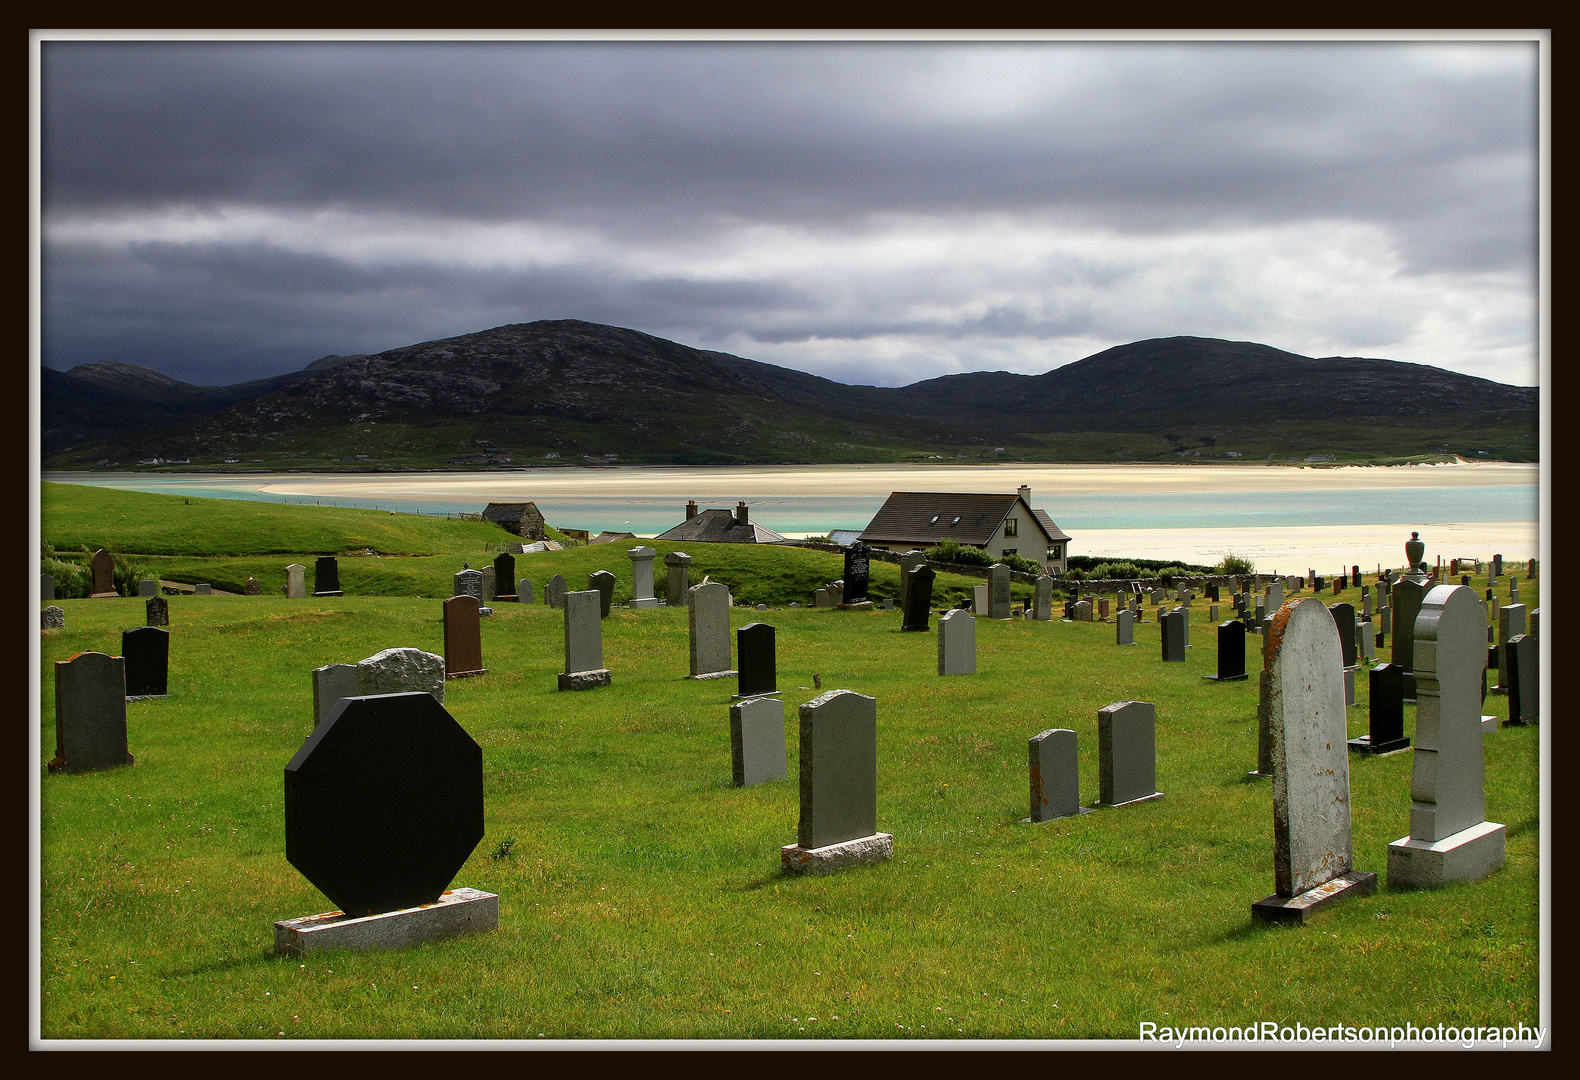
[1001,548,1017,558]
[1047,544,1062,561]
[1004,518,1018,537]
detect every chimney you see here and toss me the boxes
[736,501,749,526]
[686,500,698,520]
[1018,484,1031,503]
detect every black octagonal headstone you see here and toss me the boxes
[284,692,484,917]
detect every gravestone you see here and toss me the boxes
[285,564,307,599]
[42,606,65,630]
[900,565,935,632]
[245,577,262,595]
[1028,728,1086,822]
[897,551,929,613]
[1505,634,1537,726]
[280,692,493,945]
[1388,585,1506,887]
[626,546,659,608]
[453,569,484,602]
[842,542,871,605]
[1033,576,1053,621]
[1496,603,1526,692]
[137,579,158,597]
[480,565,497,605]
[882,598,894,610]
[1204,620,1248,682]
[122,626,169,698]
[442,595,486,679]
[1352,566,1361,588]
[1266,579,1284,610]
[1252,597,1375,923]
[730,695,787,787]
[1100,597,1112,620]
[1073,600,1093,622]
[42,574,55,601]
[1491,554,1503,580]
[313,556,344,597]
[558,590,611,690]
[1206,583,1220,603]
[972,584,988,614]
[1115,608,1135,646]
[544,574,568,610]
[813,588,833,609]
[1350,662,1409,754]
[48,652,134,774]
[664,551,692,606]
[937,608,977,676]
[735,622,778,700]
[516,578,534,605]
[988,564,1012,620]
[1177,606,1190,648]
[145,595,168,627]
[687,581,735,679]
[492,554,516,600]
[1253,666,1274,779]
[1097,701,1162,807]
[1378,606,1391,637]
[782,690,892,874]
[589,570,616,617]
[313,647,447,728]
[1359,619,1375,662]
[1160,610,1186,662]
[89,549,116,597]
[1329,603,1357,668]
[194,583,212,596]
[312,664,361,729]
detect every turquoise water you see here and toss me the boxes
[43,473,1537,537]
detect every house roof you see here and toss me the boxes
[653,508,788,544]
[858,492,1069,547]
[588,531,636,545]
[481,502,540,523]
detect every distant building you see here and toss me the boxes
[653,501,789,544]
[858,485,1070,574]
[480,502,547,540]
[588,531,636,545]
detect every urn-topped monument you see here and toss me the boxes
[1403,531,1430,584]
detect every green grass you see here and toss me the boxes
[38,566,1540,1041]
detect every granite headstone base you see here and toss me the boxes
[274,887,498,955]
[558,669,612,691]
[1251,870,1377,925]
[1386,821,1506,889]
[686,669,738,681]
[780,833,893,875]
[1347,732,1411,755]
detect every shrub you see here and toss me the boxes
[42,557,88,599]
[924,540,993,567]
[1059,568,1086,582]
[1217,553,1256,576]
[1001,554,1045,576]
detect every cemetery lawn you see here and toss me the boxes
[38,571,1540,1041]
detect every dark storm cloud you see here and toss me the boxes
[38,38,1539,386]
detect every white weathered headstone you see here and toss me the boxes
[937,608,977,676]
[687,581,735,679]
[1387,585,1506,887]
[284,563,307,599]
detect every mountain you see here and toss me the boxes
[41,321,1538,467]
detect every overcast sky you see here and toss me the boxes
[37,36,1541,389]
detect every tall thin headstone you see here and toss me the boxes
[122,627,169,698]
[1033,576,1053,621]
[1027,728,1086,822]
[49,652,134,773]
[1204,620,1248,681]
[1504,634,1537,726]
[687,581,735,679]
[735,622,778,700]
[1097,701,1162,807]
[492,554,516,600]
[589,570,616,617]
[442,595,487,679]
[1115,608,1135,646]
[1330,603,1357,669]
[626,546,659,608]
[781,690,892,873]
[1496,603,1526,692]
[1349,662,1409,754]
[841,542,871,606]
[664,551,692,606]
[1252,598,1375,923]
[937,608,977,676]
[42,574,56,601]
[558,590,611,690]
[1160,610,1185,662]
[900,565,935,632]
[988,564,1012,620]
[1388,585,1506,887]
[897,550,928,613]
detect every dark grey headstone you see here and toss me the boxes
[49,652,133,774]
[122,626,169,697]
[313,556,344,597]
[1160,611,1186,662]
[1098,701,1159,806]
[453,568,484,602]
[145,595,168,627]
[588,570,616,617]
[193,583,212,596]
[1506,634,1538,725]
[1206,583,1220,602]
[1205,620,1247,681]
[517,578,534,604]
[1391,578,1426,675]
[41,574,56,601]
[137,579,158,597]
[842,542,870,605]
[988,563,1011,620]
[284,692,484,917]
[736,622,777,698]
[730,695,787,787]
[664,550,693,606]
[1029,727,1080,822]
[1115,608,1134,645]
[1330,602,1357,668]
[797,690,878,850]
[900,565,935,632]
[492,554,516,598]
[544,574,568,610]
[1351,662,1408,753]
